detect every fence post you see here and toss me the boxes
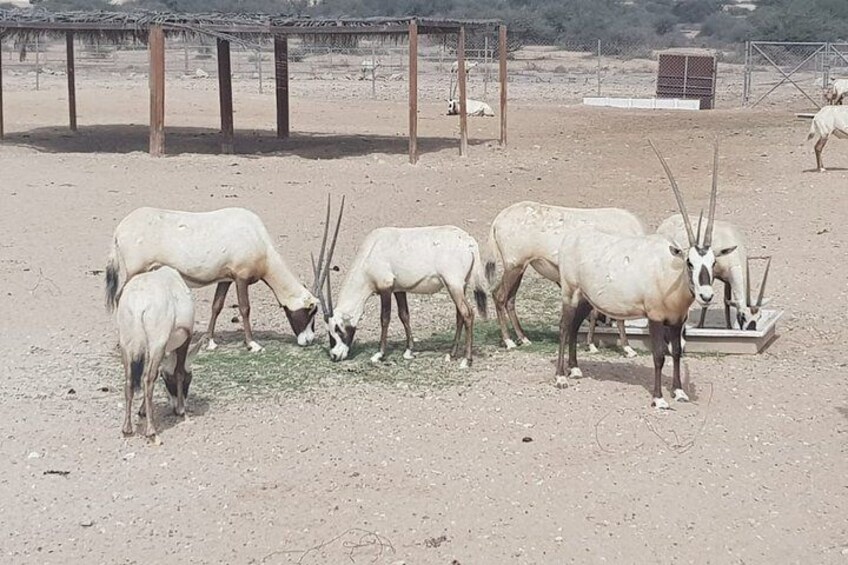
[597,39,602,96]
[35,35,40,91]
[823,42,831,91]
[256,48,263,94]
[484,35,489,97]
[371,41,377,99]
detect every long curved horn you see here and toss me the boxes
[311,252,329,317]
[648,139,695,246]
[696,209,704,246]
[756,256,772,307]
[703,138,719,248]
[317,195,345,317]
[745,257,752,307]
[312,194,332,298]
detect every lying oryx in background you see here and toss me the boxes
[447,98,495,117]
[117,266,202,442]
[657,215,771,330]
[484,201,646,354]
[106,207,319,353]
[317,219,488,367]
[807,105,848,172]
[556,139,737,409]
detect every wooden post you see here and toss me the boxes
[457,26,468,157]
[0,39,4,140]
[408,21,418,165]
[148,25,165,157]
[274,35,289,138]
[217,39,234,154]
[499,25,508,147]
[66,32,77,131]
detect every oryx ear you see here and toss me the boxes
[716,245,737,257]
[669,245,685,259]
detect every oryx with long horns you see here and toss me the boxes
[556,139,738,408]
[657,215,771,330]
[106,207,319,352]
[313,202,488,367]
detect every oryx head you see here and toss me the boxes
[161,336,205,416]
[447,99,460,115]
[735,256,771,330]
[311,195,353,362]
[649,139,737,307]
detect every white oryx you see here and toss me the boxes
[825,78,848,104]
[807,105,848,172]
[106,207,319,353]
[447,98,495,117]
[360,58,381,80]
[484,201,646,355]
[556,139,738,409]
[449,59,479,99]
[117,266,203,442]
[315,215,488,367]
[657,215,771,330]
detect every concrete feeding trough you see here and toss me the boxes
[583,97,701,111]
[578,308,783,355]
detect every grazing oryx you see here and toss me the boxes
[106,207,319,353]
[360,58,380,80]
[484,201,646,353]
[807,105,848,172]
[657,215,771,330]
[117,266,203,442]
[316,216,488,367]
[825,78,848,104]
[556,139,738,409]
[448,98,495,117]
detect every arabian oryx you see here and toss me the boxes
[484,201,646,355]
[315,214,488,367]
[447,98,495,117]
[657,215,771,330]
[807,105,848,172]
[106,207,319,353]
[824,78,848,105]
[117,266,203,442]
[556,139,738,409]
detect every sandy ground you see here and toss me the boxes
[0,75,847,565]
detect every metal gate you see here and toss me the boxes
[744,41,827,107]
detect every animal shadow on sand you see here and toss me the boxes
[5,125,488,159]
[128,392,211,437]
[526,329,702,402]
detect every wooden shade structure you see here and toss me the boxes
[0,10,508,162]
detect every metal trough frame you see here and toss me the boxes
[578,309,783,355]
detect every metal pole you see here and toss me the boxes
[183,34,189,74]
[743,41,750,106]
[597,39,602,96]
[35,35,40,91]
[371,41,377,99]
[484,35,489,97]
[256,48,263,94]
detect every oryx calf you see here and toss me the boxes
[106,207,319,353]
[484,201,646,352]
[556,140,737,408]
[320,223,488,367]
[807,105,848,172]
[117,266,201,442]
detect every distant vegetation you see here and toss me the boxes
[4,0,848,45]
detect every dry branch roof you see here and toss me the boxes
[0,9,501,43]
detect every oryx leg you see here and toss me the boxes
[617,319,637,358]
[121,350,135,436]
[206,281,231,351]
[447,285,474,368]
[815,136,828,172]
[586,309,600,353]
[505,270,531,346]
[172,339,189,417]
[449,308,464,361]
[142,348,165,443]
[648,320,669,409]
[555,297,591,386]
[493,265,525,349]
[395,292,414,360]
[670,323,688,402]
[235,280,262,353]
[697,307,707,329]
[372,290,392,363]
[723,283,732,329]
